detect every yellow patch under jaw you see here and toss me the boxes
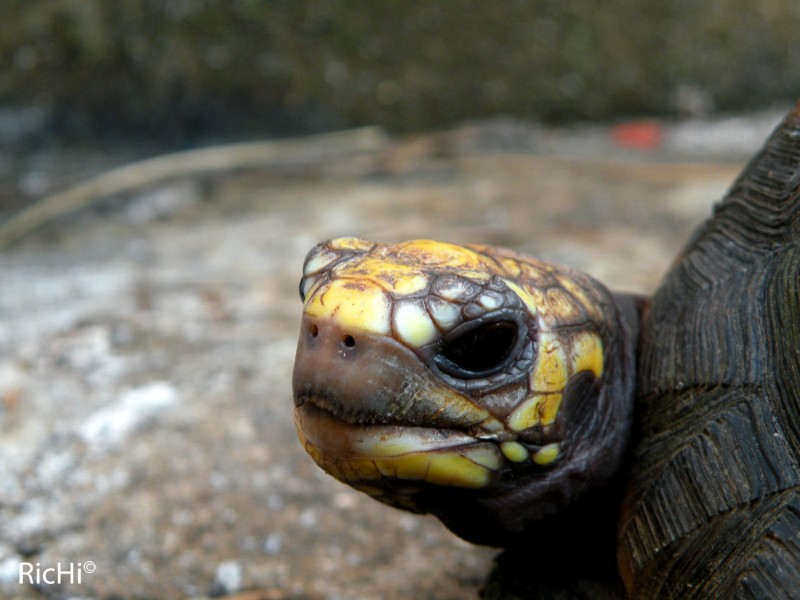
[308,438,500,489]
[294,406,503,489]
[311,444,499,489]
[373,451,496,488]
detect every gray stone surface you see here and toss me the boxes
[0,110,783,599]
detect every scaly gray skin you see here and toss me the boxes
[293,101,800,598]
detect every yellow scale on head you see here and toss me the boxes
[393,301,438,347]
[571,330,604,377]
[303,247,432,339]
[304,278,392,336]
[395,239,488,271]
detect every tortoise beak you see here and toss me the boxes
[292,314,500,431]
[292,315,419,422]
[291,314,507,490]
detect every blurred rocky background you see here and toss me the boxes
[1,2,799,599]
[1,0,800,144]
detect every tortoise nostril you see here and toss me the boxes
[342,334,356,348]
[309,324,319,338]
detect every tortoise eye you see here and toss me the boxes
[434,321,518,378]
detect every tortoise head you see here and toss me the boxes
[292,237,639,545]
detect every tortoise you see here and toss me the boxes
[291,100,800,599]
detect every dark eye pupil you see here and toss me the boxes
[437,321,518,377]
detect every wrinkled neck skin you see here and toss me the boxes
[292,238,644,547]
[439,293,643,546]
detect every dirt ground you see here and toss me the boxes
[0,109,786,599]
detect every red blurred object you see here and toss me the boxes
[611,121,663,151]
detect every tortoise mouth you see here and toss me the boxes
[294,401,505,490]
